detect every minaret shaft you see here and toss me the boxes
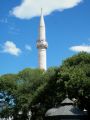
[37,9,48,70]
[38,49,46,70]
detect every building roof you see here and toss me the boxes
[45,105,84,116]
[61,97,74,105]
[45,96,86,117]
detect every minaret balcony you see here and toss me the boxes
[37,40,48,49]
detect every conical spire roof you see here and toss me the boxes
[40,8,45,27]
[38,8,46,41]
[61,95,73,105]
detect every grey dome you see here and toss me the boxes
[45,105,84,116]
[45,97,87,119]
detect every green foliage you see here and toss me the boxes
[0,52,90,119]
[0,74,17,95]
[60,52,90,111]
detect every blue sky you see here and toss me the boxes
[0,0,90,74]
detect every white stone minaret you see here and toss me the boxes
[37,9,48,70]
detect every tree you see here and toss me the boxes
[12,68,45,120]
[0,74,17,118]
[0,52,90,119]
[59,52,90,115]
[30,52,90,119]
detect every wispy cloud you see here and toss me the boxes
[0,17,20,35]
[8,26,20,35]
[70,45,90,53]
[25,44,32,51]
[1,41,21,56]
[0,18,8,24]
[88,38,90,42]
[11,0,83,19]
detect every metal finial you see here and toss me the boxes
[41,8,43,14]
[66,94,68,98]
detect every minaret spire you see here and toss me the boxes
[40,8,45,27]
[39,8,46,41]
[37,9,48,70]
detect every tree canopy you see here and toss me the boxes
[0,52,90,120]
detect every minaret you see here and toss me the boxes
[37,9,48,70]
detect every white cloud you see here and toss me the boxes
[25,44,32,51]
[70,45,90,53]
[2,41,21,56]
[11,0,83,19]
